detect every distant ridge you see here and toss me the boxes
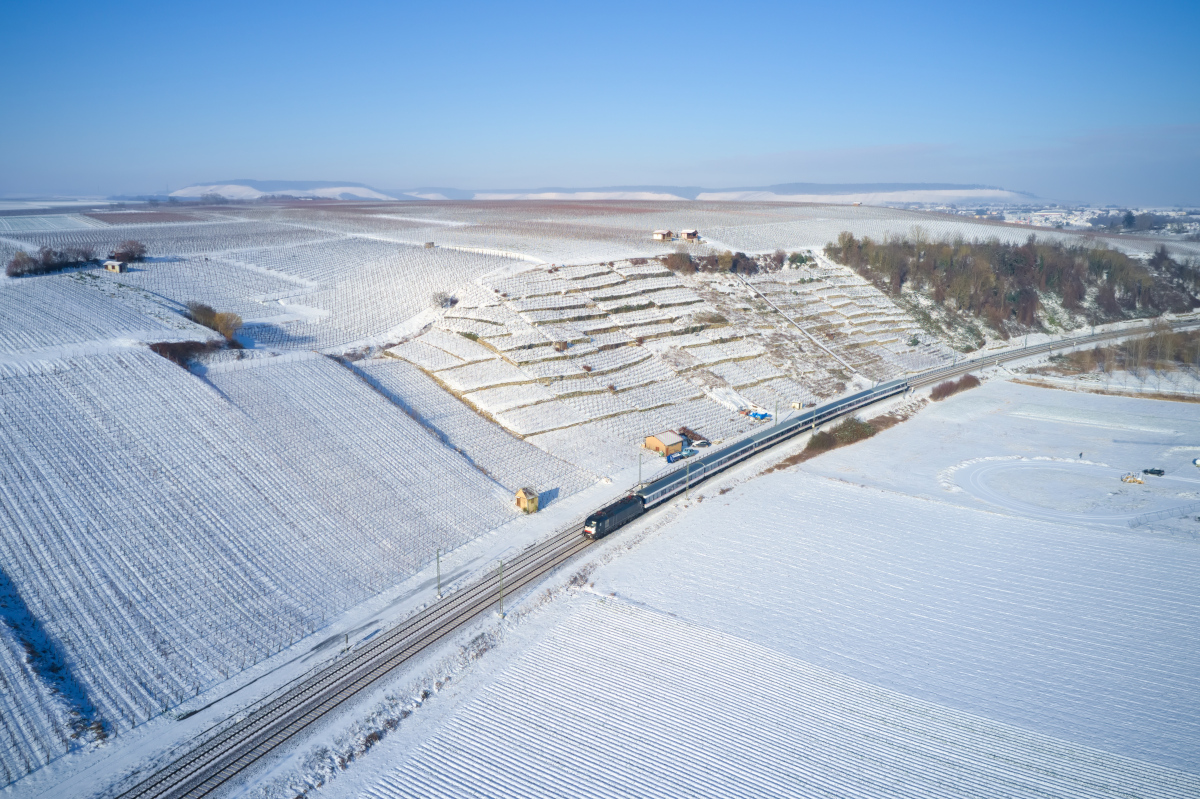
[398,182,1036,204]
[169,180,401,201]
[169,180,1036,205]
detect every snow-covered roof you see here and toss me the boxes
[649,431,683,446]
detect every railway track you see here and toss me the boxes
[114,526,592,799]
[111,313,1200,799]
[907,316,1200,388]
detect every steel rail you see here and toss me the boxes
[111,313,1200,799]
[167,535,594,798]
[114,526,589,799]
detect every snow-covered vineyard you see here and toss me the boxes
[0,200,1192,790]
[346,382,1200,799]
[388,256,952,475]
[365,600,1199,799]
[0,349,532,783]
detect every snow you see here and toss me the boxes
[803,380,1200,537]
[320,378,1200,799]
[434,358,530,393]
[353,358,597,500]
[462,382,555,414]
[494,400,589,435]
[6,199,1195,791]
[361,599,1199,799]
[697,187,1028,204]
[954,458,1200,526]
[0,215,108,232]
[0,348,537,781]
[169,184,397,201]
[0,272,211,356]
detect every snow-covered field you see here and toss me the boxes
[363,600,1198,799]
[353,358,596,501]
[332,379,1200,799]
[803,380,1200,537]
[0,273,211,356]
[0,348,528,783]
[3,199,1194,792]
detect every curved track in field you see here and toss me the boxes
[956,459,1200,527]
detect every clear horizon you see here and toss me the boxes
[2,0,1197,205]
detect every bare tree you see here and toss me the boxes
[113,240,147,261]
[65,244,96,263]
[6,251,38,277]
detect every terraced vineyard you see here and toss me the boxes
[380,255,953,475]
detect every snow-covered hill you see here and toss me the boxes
[169,180,398,201]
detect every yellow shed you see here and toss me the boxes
[516,487,539,513]
[644,431,684,456]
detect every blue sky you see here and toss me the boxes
[2,0,1197,204]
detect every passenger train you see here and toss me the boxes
[583,378,910,538]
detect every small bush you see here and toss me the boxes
[459,331,480,341]
[805,416,877,454]
[930,380,956,400]
[833,416,876,445]
[930,374,981,401]
[581,364,592,372]
[6,251,39,277]
[149,340,221,366]
[629,257,647,265]
[805,430,837,453]
[553,341,569,352]
[664,250,695,274]
[187,301,243,341]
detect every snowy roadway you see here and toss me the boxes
[956,458,1200,527]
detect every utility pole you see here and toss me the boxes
[638,452,642,486]
[436,548,442,599]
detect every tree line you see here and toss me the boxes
[663,248,809,276]
[6,240,147,277]
[824,231,1197,332]
[1056,324,1200,375]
